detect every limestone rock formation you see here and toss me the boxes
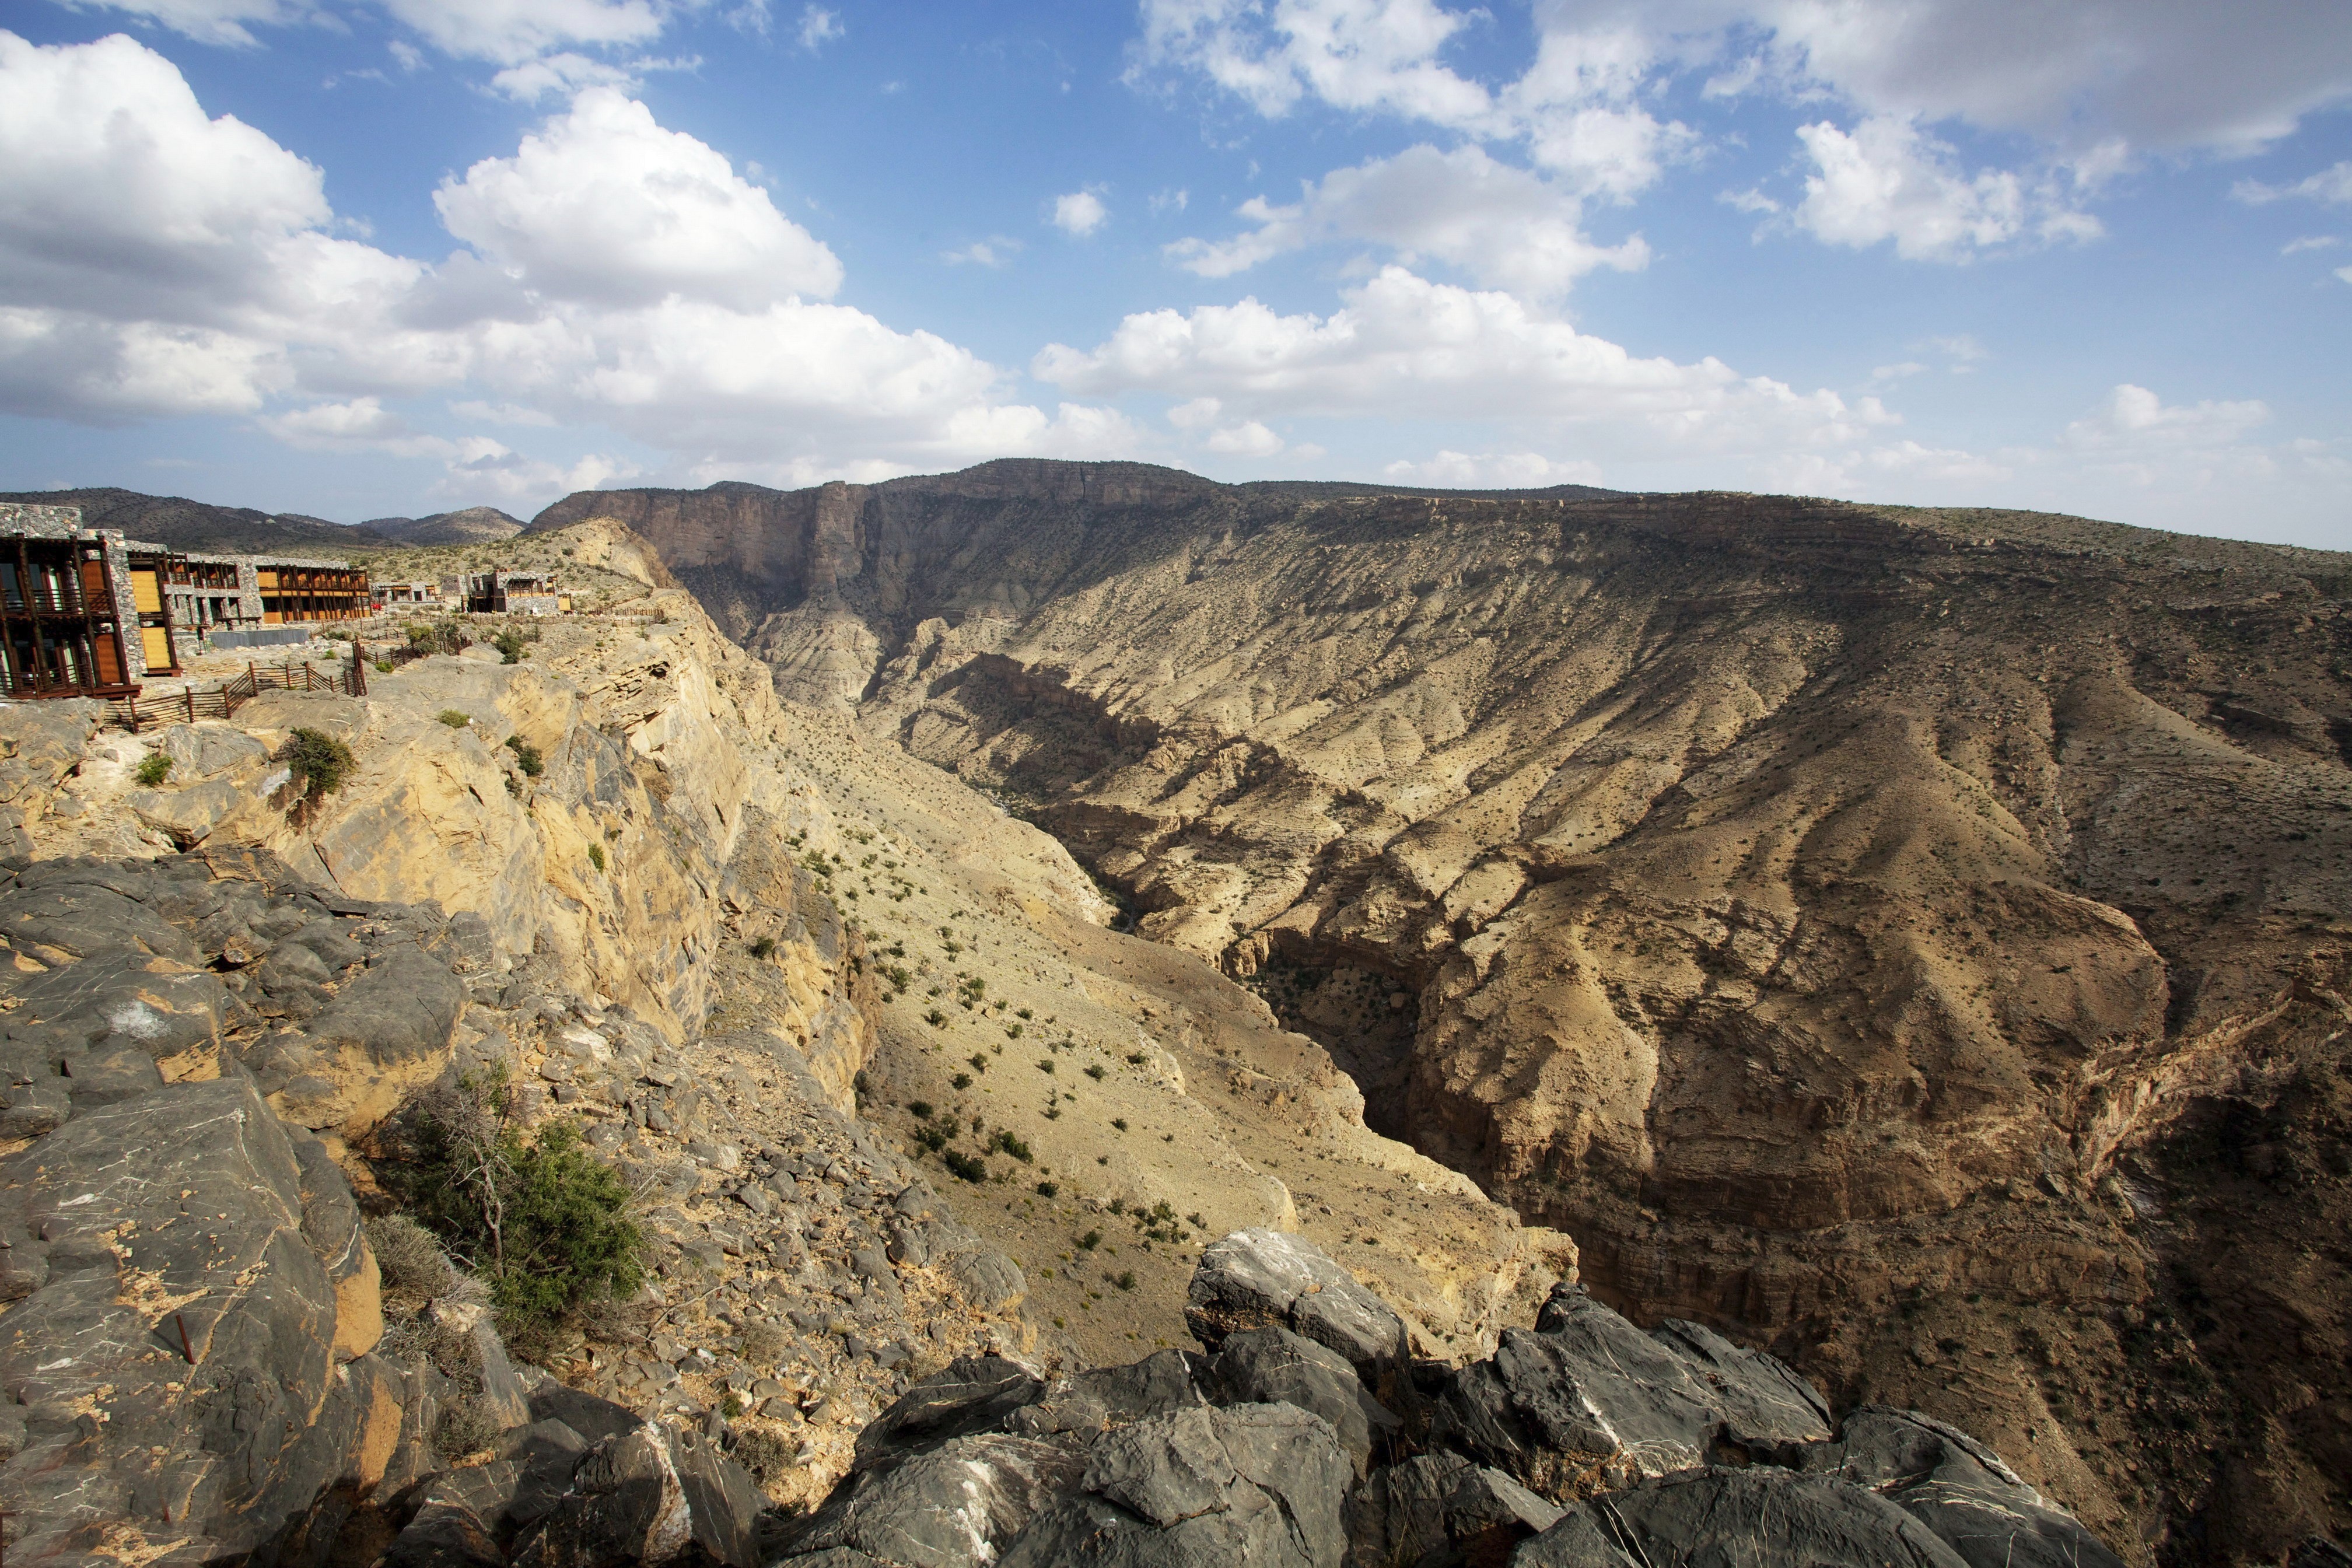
[542,464,2352,1558]
[775,1231,2124,1568]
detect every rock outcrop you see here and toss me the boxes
[548,463,2352,1558]
[778,1231,2129,1568]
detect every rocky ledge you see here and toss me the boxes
[778,1227,2127,1568]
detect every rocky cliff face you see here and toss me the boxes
[545,466,2352,1563]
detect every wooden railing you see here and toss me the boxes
[103,644,368,734]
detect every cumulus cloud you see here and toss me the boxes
[1051,190,1109,236]
[2062,383,2270,449]
[1790,116,2100,261]
[0,32,1136,501]
[1167,144,1646,299]
[1133,0,2352,267]
[434,88,842,308]
[1037,265,1894,460]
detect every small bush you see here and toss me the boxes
[750,935,776,959]
[1115,1270,1137,1291]
[942,1150,988,1182]
[1037,1059,1055,1074]
[283,727,355,800]
[365,1212,454,1313]
[951,1072,973,1090]
[383,1072,645,1354]
[408,621,468,656]
[1077,1229,1102,1251]
[134,752,173,788]
[908,1100,934,1120]
[1035,1180,1059,1198]
[730,1425,794,1485]
[438,709,470,728]
[1084,1064,1106,1081]
[586,844,606,873]
[492,629,528,664]
[993,1131,1032,1163]
[1111,1118,1128,1132]
[1126,1052,1147,1065]
[505,734,544,776]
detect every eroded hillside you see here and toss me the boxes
[541,465,2352,1563]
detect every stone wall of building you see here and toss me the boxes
[0,502,83,537]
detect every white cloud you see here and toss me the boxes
[488,50,699,102]
[374,0,666,65]
[1202,419,1283,456]
[2339,265,2352,287]
[2234,160,2352,206]
[1051,190,1109,236]
[1135,0,2352,269]
[2281,235,2341,254]
[1037,265,1893,460]
[942,237,1021,267]
[47,0,316,47]
[434,88,842,309]
[1166,144,1646,299]
[2062,383,2270,449]
[1383,450,1603,487]
[1166,395,1221,429]
[1150,188,1190,215]
[795,3,842,51]
[1790,116,2099,261]
[0,33,1139,502]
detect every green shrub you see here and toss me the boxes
[1115,1270,1136,1291]
[283,728,355,800]
[408,621,468,656]
[993,1130,1032,1163]
[942,1150,988,1183]
[950,1072,973,1090]
[505,735,543,776]
[492,629,528,664]
[1084,1064,1106,1081]
[437,709,470,728]
[134,752,173,788]
[749,935,775,958]
[1035,1180,1059,1198]
[908,1100,934,1120]
[384,1072,645,1354]
[587,844,606,873]
[1077,1229,1102,1251]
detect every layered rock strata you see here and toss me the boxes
[539,465,2352,1560]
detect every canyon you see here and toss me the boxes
[538,462,2352,1563]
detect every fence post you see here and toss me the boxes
[185,687,194,723]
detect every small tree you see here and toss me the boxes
[283,728,355,801]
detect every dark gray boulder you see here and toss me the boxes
[1794,1406,2126,1568]
[0,862,205,964]
[0,1075,373,1560]
[1511,1466,1972,1567]
[853,1354,1046,1470]
[1009,1349,1208,1440]
[1200,1326,1397,1478]
[513,1422,763,1568]
[779,1432,1089,1567]
[1430,1284,1829,1501]
[1344,1451,1563,1568]
[3,947,232,1065]
[309,940,466,1066]
[1187,1229,1412,1407]
[999,1403,1352,1567]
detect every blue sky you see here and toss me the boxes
[0,0,2347,545]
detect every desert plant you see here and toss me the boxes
[587,844,606,873]
[750,935,776,958]
[408,621,468,656]
[492,629,528,664]
[282,728,355,800]
[437,709,470,728]
[383,1070,645,1353]
[505,735,543,776]
[134,752,172,788]
[942,1150,988,1182]
[1035,1180,1059,1198]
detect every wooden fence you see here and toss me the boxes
[103,645,369,734]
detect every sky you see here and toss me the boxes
[0,1,2347,545]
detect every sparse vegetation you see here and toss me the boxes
[282,727,355,801]
[505,734,543,776]
[134,752,172,788]
[437,709,470,728]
